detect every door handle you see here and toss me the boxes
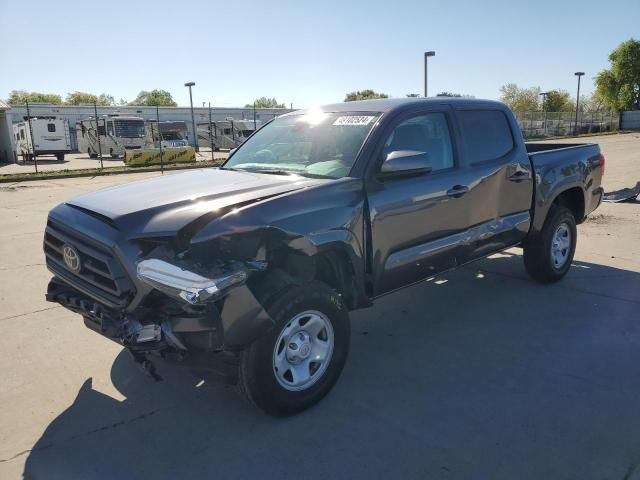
[508,170,531,182]
[446,185,469,198]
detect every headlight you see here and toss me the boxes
[136,258,247,305]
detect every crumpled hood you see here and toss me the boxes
[66,168,327,237]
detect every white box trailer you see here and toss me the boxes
[76,115,146,158]
[13,118,72,162]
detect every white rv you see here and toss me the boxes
[13,118,72,162]
[196,119,261,151]
[76,115,146,158]
[146,121,189,148]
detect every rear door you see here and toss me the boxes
[39,120,65,152]
[453,107,534,261]
[367,107,473,295]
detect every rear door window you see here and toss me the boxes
[457,110,514,165]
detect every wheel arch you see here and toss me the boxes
[254,242,368,312]
[552,187,585,224]
[531,183,586,237]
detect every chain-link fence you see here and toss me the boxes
[2,103,293,176]
[516,111,620,139]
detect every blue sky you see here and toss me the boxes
[1,0,638,108]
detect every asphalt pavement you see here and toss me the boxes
[0,133,639,479]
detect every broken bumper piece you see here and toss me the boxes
[47,267,274,353]
[136,258,247,305]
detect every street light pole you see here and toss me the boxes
[184,82,199,152]
[253,101,257,131]
[574,72,584,136]
[539,91,550,136]
[424,51,435,97]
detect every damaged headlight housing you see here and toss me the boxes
[136,258,247,305]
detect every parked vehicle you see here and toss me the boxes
[13,117,72,162]
[197,119,260,151]
[76,115,146,158]
[44,98,604,415]
[146,121,189,148]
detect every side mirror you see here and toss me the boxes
[379,150,432,178]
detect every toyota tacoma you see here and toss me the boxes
[44,98,604,415]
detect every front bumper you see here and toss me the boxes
[46,274,274,353]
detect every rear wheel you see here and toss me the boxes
[56,153,65,161]
[523,205,577,283]
[238,281,350,416]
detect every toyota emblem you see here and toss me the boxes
[62,244,81,273]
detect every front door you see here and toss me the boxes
[367,109,472,295]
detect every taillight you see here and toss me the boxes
[598,153,605,176]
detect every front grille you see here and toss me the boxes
[44,220,134,308]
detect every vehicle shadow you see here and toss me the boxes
[23,252,640,480]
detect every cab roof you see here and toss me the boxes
[293,97,506,115]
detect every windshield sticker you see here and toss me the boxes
[332,116,375,126]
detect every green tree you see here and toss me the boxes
[344,89,389,102]
[245,97,285,108]
[7,90,63,105]
[129,89,177,107]
[98,94,115,106]
[581,92,606,113]
[543,90,573,112]
[499,83,541,112]
[65,91,114,106]
[595,38,640,111]
[436,92,475,98]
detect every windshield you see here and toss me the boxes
[114,119,146,138]
[223,111,380,178]
[160,132,184,141]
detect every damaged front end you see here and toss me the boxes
[46,244,274,380]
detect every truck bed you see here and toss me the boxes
[525,142,594,154]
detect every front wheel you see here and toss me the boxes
[238,281,350,416]
[523,205,577,283]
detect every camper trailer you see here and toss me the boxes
[146,121,189,148]
[76,115,146,158]
[13,118,72,162]
[196,119,261,151]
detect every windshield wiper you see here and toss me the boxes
[247,169,299,176]
[221,167,335,179]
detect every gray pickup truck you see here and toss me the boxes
[44,98,604,415]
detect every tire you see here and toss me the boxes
[56,153,65,161]
[238,281,350,416]
[523,205,577,283]
[89,153,98,159]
